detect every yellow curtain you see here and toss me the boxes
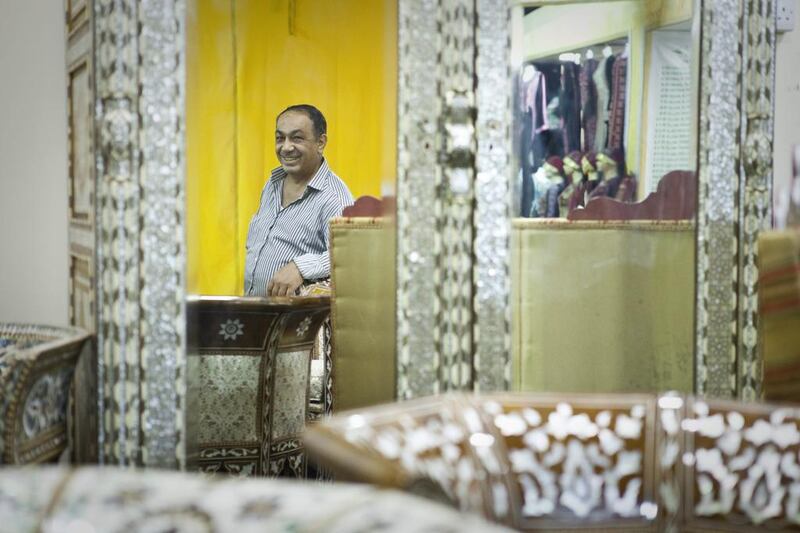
[187,0,397,295]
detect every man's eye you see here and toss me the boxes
[276,137,284,142]
[291,137,303,142]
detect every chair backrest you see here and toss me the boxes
[0,323,91,464]
[328,217,397,412]
[306,392,800,532]
[512,219,695,394]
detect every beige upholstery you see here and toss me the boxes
[758,229,800,401]
[329,217,396,411]
[512,220,695,394]
[0,323,91,464]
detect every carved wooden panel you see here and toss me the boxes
[67,56,93,225]
[66,2,96,464]
[66,0,89,37]
[68,254,94,334]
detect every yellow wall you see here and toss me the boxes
[522,0,692,197]
[186,0,397,295]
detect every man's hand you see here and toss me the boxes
[267,261,304,296]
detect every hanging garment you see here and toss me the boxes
[568,181,587,213]
[593,56,611,151]
[588,175,622,200]
[519,109,534,217]
[579,58,598,152]
[530,167,553,218]
[560,63,582,153]
[607,56,628,151]
[545,180,567,218]
[519,69,542,217]
[614,175,637,203]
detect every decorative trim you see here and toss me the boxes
[259,317,286,476]
[93,0,186,468]
[437,0,477,392]
[341,196,384,217]
[695,0,775,399]
[568,171,697,222]
[695,0,744,398]
[139,0,187,470]
[737,0,775,400]
[396,0,443,399]
[94,0,139,466]
[474,0,512,392]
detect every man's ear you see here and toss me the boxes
[317,133,327,153]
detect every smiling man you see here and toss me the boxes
[243,105,353,297]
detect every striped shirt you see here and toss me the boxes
[244,159,353,296]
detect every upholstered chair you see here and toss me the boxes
[0,323,91,464]
[326,216,396,414]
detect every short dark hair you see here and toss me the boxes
[278,104,327,139]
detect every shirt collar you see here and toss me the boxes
[269,158,330,191]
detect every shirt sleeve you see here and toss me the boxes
[293,187,354,280]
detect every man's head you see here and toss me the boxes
[275,105,327,180]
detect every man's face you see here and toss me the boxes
[275,111,326,178]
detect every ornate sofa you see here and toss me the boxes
[306,392,800,531]
[0,323,91,464]
[0,465,511,532]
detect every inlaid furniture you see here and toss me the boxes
[307,392,800,532]
[0,323,91,465]
[185,296,329,477]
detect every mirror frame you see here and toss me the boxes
[89,0,775,467]
[93,0,186,468]
[394,0,776,399]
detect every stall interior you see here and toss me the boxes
[518,40,635,218]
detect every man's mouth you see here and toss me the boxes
[282,155,300,164]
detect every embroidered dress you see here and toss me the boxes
[607,56,628,150]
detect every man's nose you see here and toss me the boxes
[280,139,295,153]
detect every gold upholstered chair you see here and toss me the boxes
[306,392,800,532]
[0,323,91,464]
[325,216,397,414]
[512,219,696,394]
[758,229,800,402]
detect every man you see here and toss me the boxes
[244,105,353,297]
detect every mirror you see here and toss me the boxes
[180,0,399,473]
[510,0,699,394]
[86,0,773,468]
[184,0,397,297]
